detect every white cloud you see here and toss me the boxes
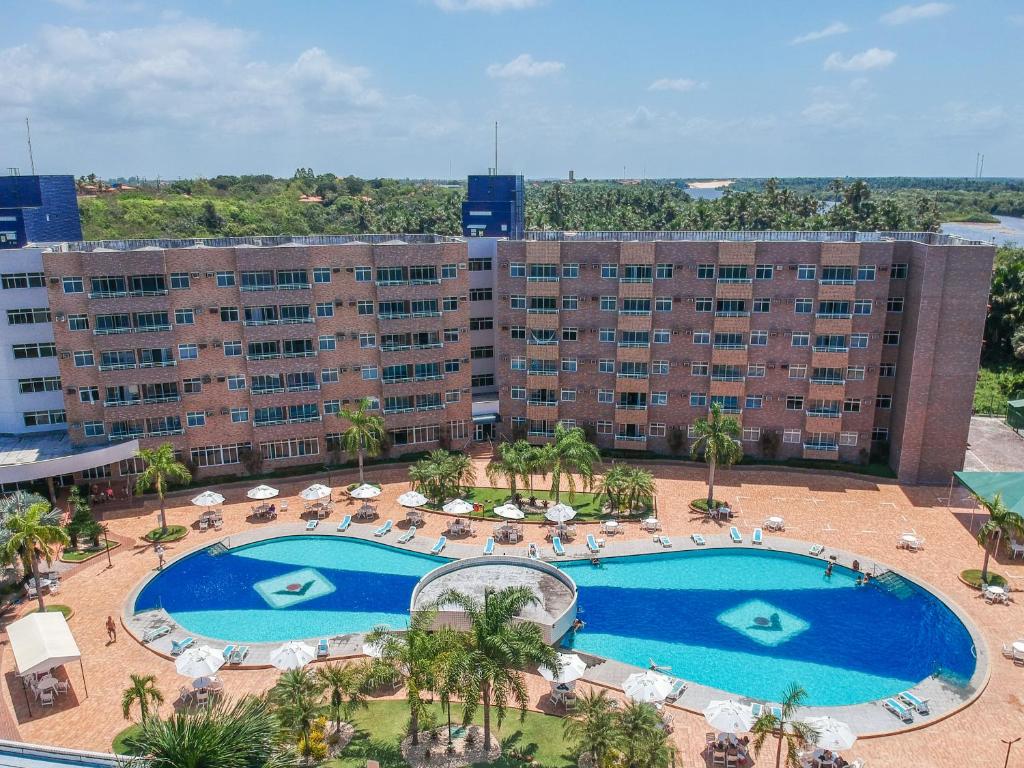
[486,53,564,79]
[823,48,896,72]
[791,21,850,45]
[647,78,704,92]
[434,0,543,11]
[801,101,856,126]
[1009,14,1024,26]
[880,3,952,25]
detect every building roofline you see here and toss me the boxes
[44,233,465,253]
[524,230,989,246]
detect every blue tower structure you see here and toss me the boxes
[0,175,83,248]
[461,174,525,239]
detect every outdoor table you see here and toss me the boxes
[900,534,918,548]
[768,516,784,527]
[987,585,1006,595]
[603,520,620,533]
[192,676,220,690]
[35,675,58,692]
[29,578,51,590]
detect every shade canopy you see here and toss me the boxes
[246,485,279,500]
[546,503,576,523]
[954,471,1024,515]
[443,498,474,515]
[803,716,856,750]
[7,612,81,677]
[270,641,316,670]
[622,670,673,703]
[350,483,382,499]
[398,491,428,508]
[494,503,525,520]
[538,653,587,683]
[703,700,755,733]
[299,484,332,501]
[175,645,225,678]
[191,490,225,507]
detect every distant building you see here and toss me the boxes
[0,175,82,249]
[461,174,525,239]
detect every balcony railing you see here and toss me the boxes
[716,277,753,284]
[383,374,444,384]
[276,283,311,290]
[527,339,558,346]
[615,403,648,410]
[88,290,128,299]
[146,427,184,437]
[713,343,747,350]
[244,319,280,326]
[136,325,172,333]
[93,327,134,335]
[614,434,648,442]
[287,384,320,392]
[240,284,277,292]
[716,407,742,414]
[138,360,177,368]
[804,442,839,452]
[383,406,415,414]
[143,395,181,404]
[109,431,144,441]
[246,353,282,361]
[378,312,410,320]
[103,399,139,408]
[254,419,286,427]
[527,369,558,377]
[809,377,845,385]
[527,430,555,438]
[282,350,317,358]
[527,307,558,315]
[252,386,286,395]
[527,400,558,407]
[279,317,314,325]
[620,277,653,284]
[616,372,649,379]
[812,346,849,353]
[376,278,442,286]
[805,409,841,418]
[711,374,744,382]
[815,312,852,319]
[819,279,856,286]
[411,310,443,318]
[527,276,559,283]
[618,309,652,316]
[617,341,650,348]
[98,363,137,371]
[715,311,750,317]
[381,342,444,352]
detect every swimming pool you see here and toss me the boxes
[133,537,976,706]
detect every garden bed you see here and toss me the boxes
[60,541,120,563]
[959,569,1008,590]
[143,525,189,543]
[26,604,74,620]
[425,486,606,521]
[689,498,728,514]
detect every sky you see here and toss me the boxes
[1,0,1022,180]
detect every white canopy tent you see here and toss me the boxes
[7,612,88,709]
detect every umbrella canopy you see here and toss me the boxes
[546,503,577,523]
[299,484,332,501]
[538,653,587,683]
[494,503,525,520]
[622,670,674,703]
[398,491,428,508]
[443,498,474,515]
[175,645,225,678]
[246,484,279,500]
[350,483,382,499]
[703,700,756,733]
[191,490,225,507]
[270,641,316,670]
[803,716,856,751]
[362,639,386,658]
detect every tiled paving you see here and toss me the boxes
[2,459,1023,767]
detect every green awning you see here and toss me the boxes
[954,471,1024,515]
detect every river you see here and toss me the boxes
[941,215,1024,246]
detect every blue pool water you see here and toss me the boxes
[134,537,976,706]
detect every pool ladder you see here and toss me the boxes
[872,570,915,599]
[206,542,229,557]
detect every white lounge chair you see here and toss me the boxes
[230,646,250,664]
[883,697,913,722]
[897,691,929,715]
[691,533,706,546]
[396,526,417,544]
[374,520,393,537]
[39,690,54,707]
[305,519,318,531]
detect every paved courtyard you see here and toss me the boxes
[1,458,1023,767]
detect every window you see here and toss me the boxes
[230,407,249,423]
[651,391,668,406]
[697,264,714,279]
[755,264,774,280]
[354,266,372,282]
[510,326,526,340]
[789,364,807,379]
[645,423,665,438]
[560,389,576,402]
[561,358,578,372]
[18,376,61,394]
[227,374,246,391]
[883,330,901,346]
[652,360,670,375]
[6,307,51,325]
[445,389,461,403]
[795,299,813,314]
[562,263,579,278]
[319,335,336,351]
[876,394,892,409]
[509,263,526,278]
[597,389,613,404]
[178,343,198,360]
[695,297,713,312]
[599,328,615,343]
[84,421,104,437]
[598,359,614,373]
[742,427,761,441]
[648,329,668,344]
[691,362,709,376]
[442,296,459,312]
[1,272,45,289]
[600,296,616,311]
[359,333,376,348]
[838,432,858,446]
[655,297,673,312]
[783,429,801,444]
[23,409,66,427]
[78,385,99,403]
[745,395,763,410]
[747,364,766,378]
[561,295,578,311]
[223,340,242,357]
[67,314,89,331]
[321,368,339,384]
[786,396,804,410]
[791,332,810,348]
[749,330,768,346]
[601,263,618,279]
[596,420,612,435]
[857,265,876,281]
[509,295,526,309]
[890,263,908,280]
[562,327,578,342]
[470,317,493,331]
[843,398,861,413]
[649,263,671,280]
[261,437,320,460]
[511,386,526,400]
[853,300,872,315]
[443,328,458,344]
[471,289,493,302]
[441,264,458,280]
[313,268,331,284]
[220,306,239,322]
[168,272,189,289]
[215,271,235,287]
[797,264,816,280]
[183,378,202,394]
[361,366,379,380]
[690,393,707,407]
[173,308,193,325]
[693,331,711,345]
[887,297,904,313]
[752,298,771,314]
[850,333,869,349]
[62,276,84,293]
[471,345,494,359]
[880,363,896,378]
[872,428,890,442]
[73,350,94,367]
[187,411,206,428]
[316,302,334,318]
[357,301,374,315]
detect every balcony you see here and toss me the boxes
[287,384,321,392]
[717,406,743,414]
[103,399,139,408]
[240,284,277,292]
[617,341,650,348]
[376,278,442,287]
[143,395,181,404]
[279,317,314,325]
[108,431,144,442]
[147,427,185,437]
[615,403,648,410]
[254,419,286,427]
[252,386,286,395]
[805,409,841,418]
[526,276,559,283]
[527,400,558,407]
[619,277,653,284]
[819,279,855,286]
[93,327,134,336]
[808,377,845,386]
[803,442,839,452]
[137,325,172,333]
[710,374,744,382]
[282,350,318,358]
[244,319,281,326]
[812,346,849,353]
[716,277,753,284]
[383,406,415,415]
[138,360,177,368]
[98,363,137,372]
[411,310,443,318]
[381,342,444,352]
[526,339,559,346]
[815,312,852,320]
[618,309,652,317]
[246,353,283,361]
[277,283,312,291]
[527,369,558,377]
[616,372,649,379]
[526,307,558,315]
[714,311,750,318]
[378,312,411,320]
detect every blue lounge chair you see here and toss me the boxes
[752,527,763,545]
[483,537,495,555]
[170,637,194,656]
[809,543,825,556]
[586,534,600,553]
[552,536,566,556]
[306,519,318,531]
[222,644,236,661]
[230,646,249,664]
[396,526,417,544]
[666,679,687,702]
[691,533,706,546]
[430,536,447,554]
[752,703,783,720]
[897,691,929,715]
[374,519,393,537]
[528,543,540,559]
[336,515,352,532]
[142,624,171,644]
[729,526,742,543]
[317,638,329,658]
[657,535,673,548]
[883,697,913,722]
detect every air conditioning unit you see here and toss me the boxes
[770,331,779,337]
[70,422,81,429]
[198,343,208,349]
[59,352,71,359]
[205,271,215,277]
[219,407,229,415]
[208,307,218,314]
[55,313,65,321]
[205,409,214,417]
[65,387,76,394]
[190,272,201,278]
[334,300,344,307]
[780,363,789,370]
[345,267,354,273]
[332,267,342,274]
[788,264,798,270]
[212,341,223,348]
[201,375,212,384]
[216,376,226,383]
[348,301,357,307]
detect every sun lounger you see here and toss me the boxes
[483,537,494,555]
[336,515,351,532]
[883,697,913,722]
[430,536,447,554]
[374,519,393,537]
[528,543,540,559]
[657,535,672,548]
[752,527,763,545]
[897,691,929,715]
[665,678,687,701]
[552,536,566,556]
[809,544,825,556]
[586,534,600,553]
[317,638,329,658]
[142,624,171,644]
[306,519,318,531]
[230,646,249,664]
[691,533,706,546]
[170,637,194,656]
[396,526,417,544]
[222,644,236,661]
[729,526,742,543]
[752,703,783,720]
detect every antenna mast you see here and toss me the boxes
[25,118,36,175]
[494,121,499,175]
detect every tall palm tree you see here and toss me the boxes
[270,668,325,749]
[316,661,369,735]
[751,683,819,768]
[446,451,477,495]
[615,701,672,768]
[121,673,164,721]
[124,695,299,768]
[485,440,532,500]
[562,690,619,768]
[2,501,69,613]
[134,443,192,534]
[408,450,476,505]
[545,423,601,502]
[690,402,742,508]
[974,493,1024,582]
[439,586,560,751]
[338,398,385,483]
[596,465,630,514]
[621,466,656,515]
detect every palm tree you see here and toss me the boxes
[316,661,369,735]
[621,466,656,515]
[596,465,630,514]
[485,440,532,500]
[124,695,299,768]
[2,501,69,613]
[562,690,619,768]
[439,586,560,751]
[122,673,164,721]
[974,493,1024,582]
[408,450,477,505]
[690,402,742,509]
[615,701,672,768]
[134,443,192,534]
[338,398,385,483]
[446,450,477,495]
[270,668,325,749]
[751,683,819,768]
[545,423,601,502]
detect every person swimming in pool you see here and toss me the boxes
[855,575,864,586]
[825,562,833,577]
[571,618,585,632]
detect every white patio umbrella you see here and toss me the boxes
[494,503,525,520]
[191,490,225,508]
[175,645,225,678]
[443,498,474,515]
[538,653,587,684]
[362,639,386,658]
[299,484,332,501]
[546,503,577,523]
[398,491,428,508]
[703,700,756,733]
[270,641,316,670]
[803,716,857,751]
[246,484,279,500]
[350,483,382,499]
[622,670,674,703]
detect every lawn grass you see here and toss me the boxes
[60,541,120,562]
[143,525,188,543]
[327,700,574,768]
[25,604,73,619]
[112,723,142,755]
[431,487,607,521]
[960,569,1008,589]
[974,359,1024,415]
